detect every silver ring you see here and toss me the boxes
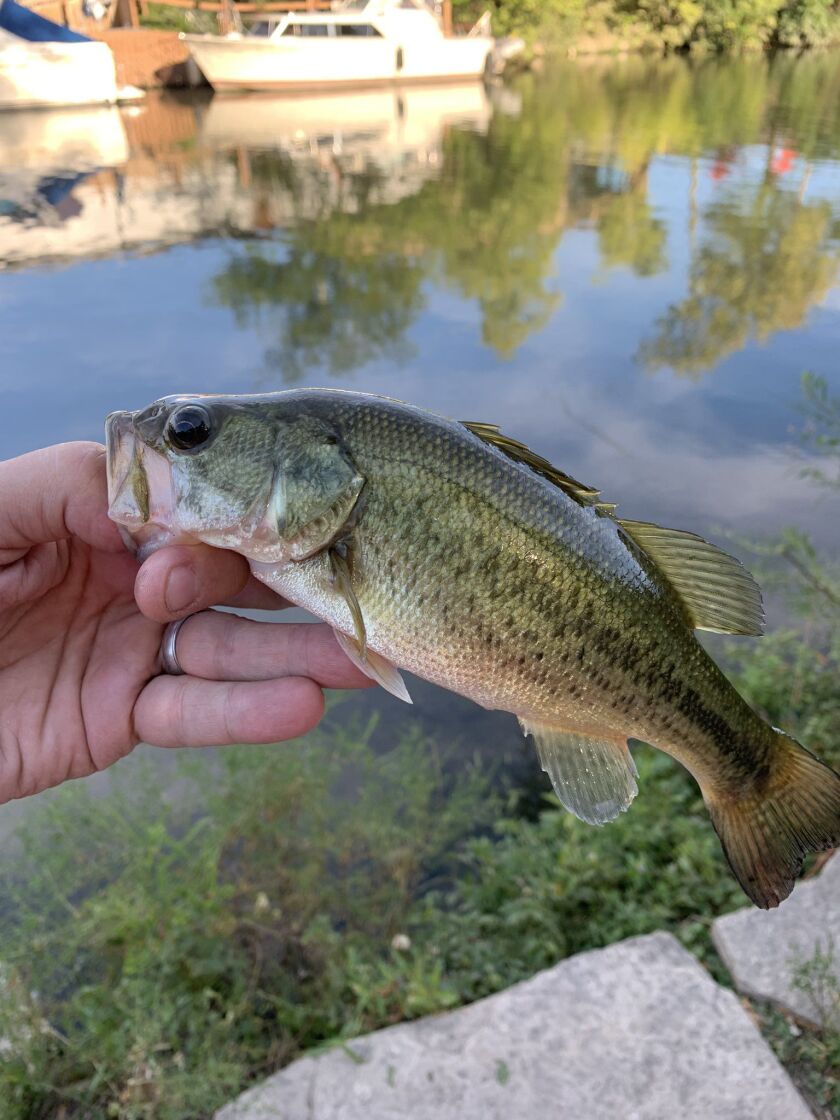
[160,614,194,676]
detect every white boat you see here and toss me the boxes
[182,0,498,94]
[0,0,143,110]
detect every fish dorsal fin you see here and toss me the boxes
[618,519,765,637]
[519,720,638,825]
[462,422,616,514]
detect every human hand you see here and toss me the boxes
[0,442,371,805]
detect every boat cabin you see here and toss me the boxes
[247,0,447,42]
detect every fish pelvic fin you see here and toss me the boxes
[333,628,412,705]
[708,729,840,909]
[520,720,638,825]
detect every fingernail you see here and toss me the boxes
[164,565,197,614]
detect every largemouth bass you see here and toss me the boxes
[105,389,840,908]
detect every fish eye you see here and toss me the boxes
[166,405,214,453]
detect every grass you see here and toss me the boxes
[139,4,217,34]
[0,717,496,1120]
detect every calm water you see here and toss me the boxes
[2,54,840,804]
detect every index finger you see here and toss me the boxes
[0,443,123,560]
[135,544,289,623]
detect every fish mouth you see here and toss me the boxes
[105,410,148,531]
[105,409,184,559]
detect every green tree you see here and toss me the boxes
[454,0,840,50]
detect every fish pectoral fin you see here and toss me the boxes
[329,545,367,656]
[328,543,412,703]
[618,519,765,637]
[333,629,412,705]
[520,720,638,825]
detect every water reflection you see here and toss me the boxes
[4,56,840,377]
[0,106,128,249]
[0,84,494,269]
[4,57,840,376]
[640,177,840,375]
[203,55,840,374]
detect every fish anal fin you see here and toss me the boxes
[333,629,412,705]
[462,422,616,515]
[619,519,765,637]
[519,720,638,825]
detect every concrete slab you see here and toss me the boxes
[216,932,811,1120]
[713,853,840,1026]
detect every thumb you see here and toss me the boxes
[0,442,125,560]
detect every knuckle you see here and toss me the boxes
[216,614,242,678]
[221,682,238,743]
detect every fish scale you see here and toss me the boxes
[105,388,840,908]
[304,395,753,762]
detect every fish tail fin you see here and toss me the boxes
[708,729,840,909]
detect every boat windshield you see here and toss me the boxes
[282,21,382,35]
[334,0,439,11]
[248,19,282,36]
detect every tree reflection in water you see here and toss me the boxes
[205,54,840,380]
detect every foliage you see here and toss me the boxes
[453,0,840,50]
[774,0,840,48]
[792,940,840,1034]
[4,541,837,1120]
[139,3,216,33]
[716,387,840,1120]
[695,0,779,51]
[800,371,840,490]
[452,0,576,40]
[0,718,495,1120]
[139,0,840,50]
[3,379,840,1117]
[756,999,840,1120]
[4,542,838,1119]
[722,374,840,774]
[411,745,745,994]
